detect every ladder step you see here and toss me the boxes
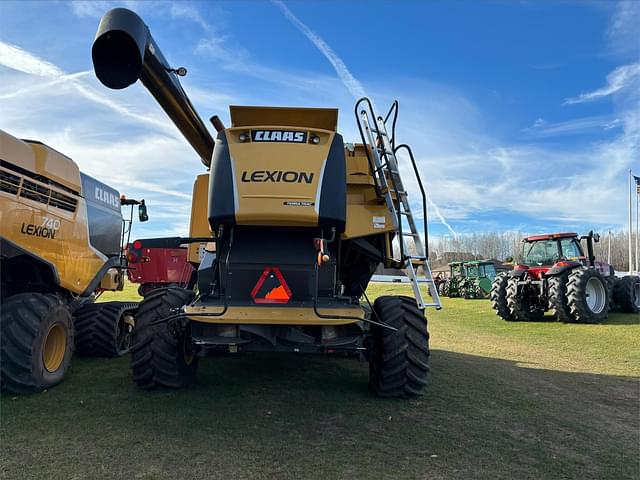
[402,232,418,237]
[380,187,406,196]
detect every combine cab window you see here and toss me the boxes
[559,238,582,259]
[523,240,559,266]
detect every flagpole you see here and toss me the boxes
[629,170,634,274]
[634,183,640,275]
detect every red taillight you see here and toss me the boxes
[127,252,139,263]
[133,240,142,249]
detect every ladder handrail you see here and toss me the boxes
[354,97,405,263]
[383,100,399,150]
[394,143,429,260]
[353,97,442,310]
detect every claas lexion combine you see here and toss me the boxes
[0,129,149,393]
[91,8,441,397]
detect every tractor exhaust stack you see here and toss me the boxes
[92,8,214,167]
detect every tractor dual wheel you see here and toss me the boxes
[130,287,197,389]
[490,272,514,320]
[74,302,138,357]
[548,272,573,322]
[368,296,430,398]
[506,277,544,321]
[0,293,74,394]
[442,282,451,297]
[613,275,640,314]
[566,268,609,323]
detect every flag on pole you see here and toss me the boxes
[634,174,640,194]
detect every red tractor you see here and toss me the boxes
[491,231,639,323]
[126,237,196,297]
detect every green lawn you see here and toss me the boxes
[1,283,638,479]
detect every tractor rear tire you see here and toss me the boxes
[369,296,430,398]
[74,302,138,357]
[130,287,197,389]
[613,275,640,313]
[506,277,544,321]
[442,282,450,297]
[566,268,609,323]
[1,293,74,394]
[491,272,514,320]
[474,284,487,299]
[548,272,573,322]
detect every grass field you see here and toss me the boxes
[1,283,638,479]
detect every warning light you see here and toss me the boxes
[251,267,292,304]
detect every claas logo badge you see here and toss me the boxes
[251,267,292,304]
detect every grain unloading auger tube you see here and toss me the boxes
[91,8,434,397]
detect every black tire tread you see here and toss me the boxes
[491,272,514,320]
[566,268,609,324]
[1,293,72,394]
[613,275,640,314]
[74,301,138,357]
[370,296,430,398]
[130,288,196,390]
[548,272,573,322]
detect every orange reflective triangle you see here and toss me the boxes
[251,267,292,304]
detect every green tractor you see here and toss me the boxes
[461,261,503,299]
[441,261,466,297]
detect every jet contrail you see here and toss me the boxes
[271,0,367,100]
[0,40,173,133]
[273,2,458,238]
[426,194,458,239]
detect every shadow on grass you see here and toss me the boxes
[1,350,638,480]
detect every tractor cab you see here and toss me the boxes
[521,233,584,269]
[461,261,500,299]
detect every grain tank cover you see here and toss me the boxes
[229,106,338,131]
[209,106,346,232]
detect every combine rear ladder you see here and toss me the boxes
[355,98,442,310]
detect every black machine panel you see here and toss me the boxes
[80,173,122,257]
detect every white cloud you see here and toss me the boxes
[0,40,176,134]
[0,42,64,77]
[563,62,640,104]
[607,1,640,56]
[522,115,621,137]
[170,3,212,33]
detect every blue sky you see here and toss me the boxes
[0,1,638,242]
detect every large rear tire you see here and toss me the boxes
[368,296,430,398]
[130,288,197,389]
[74,302,138,357]
[548,272,573,322]
[612,275,640,314]
[506,277,544,321]
[566,268,609,323]
[1,293,74,394]
[491,272,514,320]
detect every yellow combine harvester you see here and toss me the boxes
[92,8,441,397]
[0,130,148,393]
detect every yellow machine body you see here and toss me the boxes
[0,130,125,296]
